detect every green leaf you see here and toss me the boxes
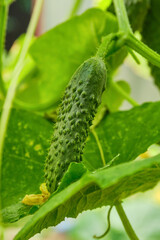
[17,9,118,110]
[96,0,112,10]
[14,154,160,240]
[103,80,131,112]
[0,0,14,5]
[56,162,87,193]
[142,0,160,89]
[83,102,160,171]
[1,109,52,222]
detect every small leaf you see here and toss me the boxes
[83,102,160,170]
[14,154,160,240]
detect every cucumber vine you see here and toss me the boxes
[1,1,160,240]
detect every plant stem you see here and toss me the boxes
[125,33,160,68]
[113,0,132,33]
[116,203,139,240]
[92,129,106,167]
[69,0,83,18]
[92,126,139,240]
[127,47,140,65]
[0,3,9,97]
[111,81,139,107]
[93,206,113,239]
[0,0,44,221]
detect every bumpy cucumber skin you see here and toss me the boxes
[45,57,106,193]
[142,0,160,89]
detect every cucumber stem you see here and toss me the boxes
[125,33,160,68]
[116,203,140,240]
[113,0,132,33]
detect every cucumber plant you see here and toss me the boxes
[1,0,160,240]
[45,57,107,193]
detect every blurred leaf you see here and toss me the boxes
[83,102,160,171]
[0,0,14,5]
[142,0,160,89]
[95,0,112,10]
[103,80,131,112]
[108,0,149,32]
[3,35,36,89]
[1,109,52,222]
[18,9,118,110]
[14,154,160,240]
[124,0,149,32]
[68,198,160,240]
[107,46,127,73]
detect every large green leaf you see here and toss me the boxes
[16,9,118,109]
[14,154,160,240]
[83,102,160,171]
[1,109,52,222]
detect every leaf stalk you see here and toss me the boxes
[116,203,140,240]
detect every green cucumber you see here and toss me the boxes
[45,57,107,193]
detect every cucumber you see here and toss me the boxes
[45,57,107,193]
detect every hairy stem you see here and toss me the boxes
[111,81,139,107]
[113,0,132,33]
[116,203,139,240]
[69,0,83,18]
[0,0,44,222]
[0,3,9,97]
[125,33,160,68]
